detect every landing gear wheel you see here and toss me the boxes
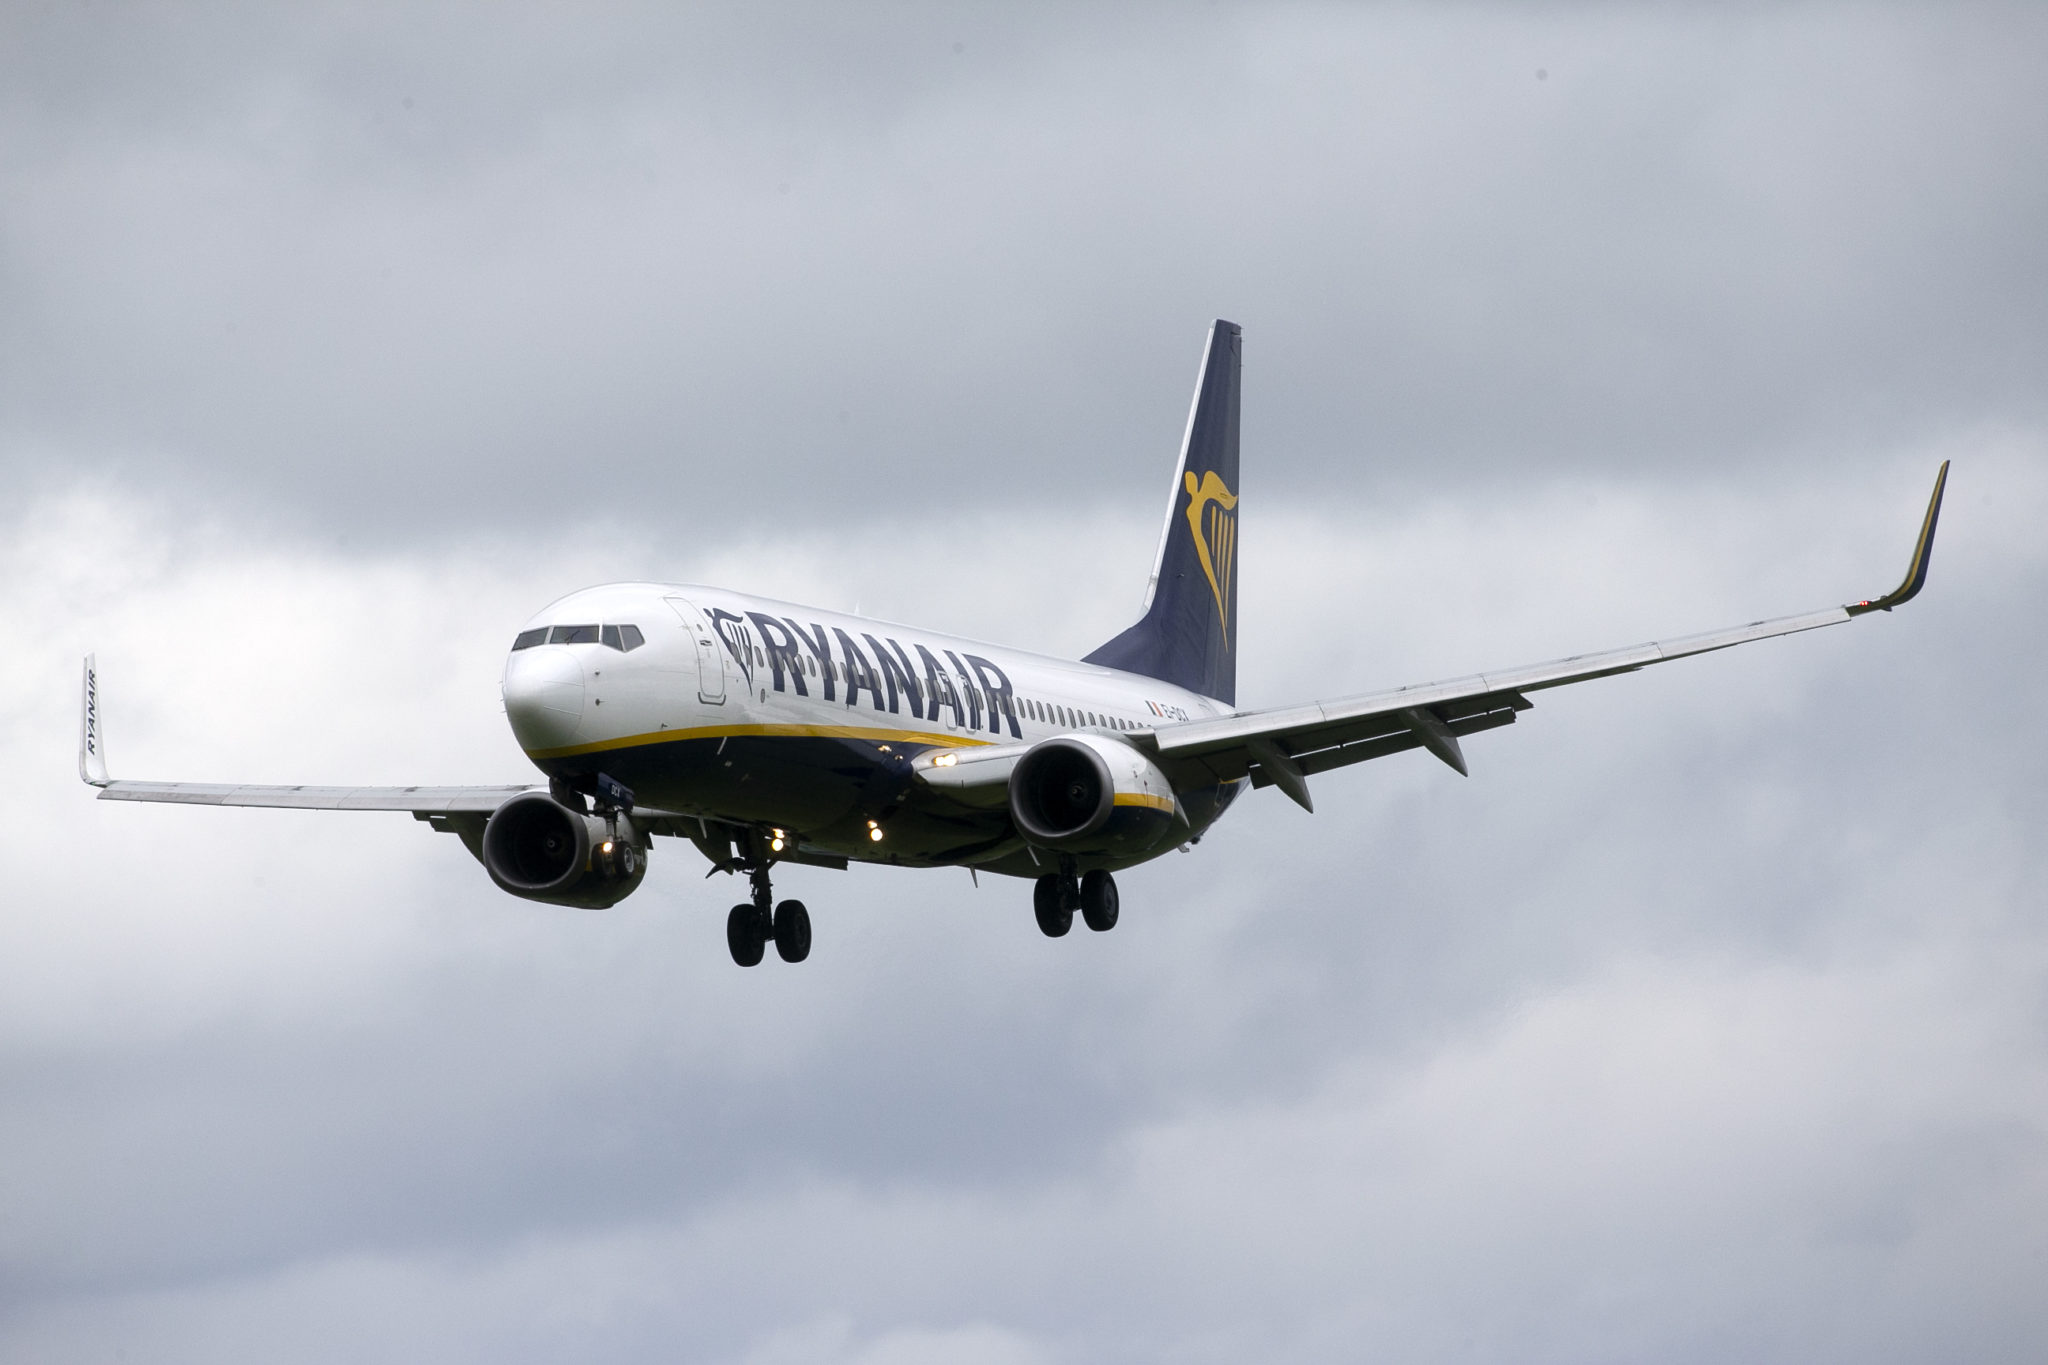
[727,903,767,967]
[773,900,812,963]
[1080,870,1119,932]
[1033,875,1073,938]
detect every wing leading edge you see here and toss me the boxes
[1133,463,1950,810]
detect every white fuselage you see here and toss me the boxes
[499,582,1239,874]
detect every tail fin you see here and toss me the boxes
[1084,320,1242,705]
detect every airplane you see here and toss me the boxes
[78,321,1948,967]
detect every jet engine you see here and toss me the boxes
[1007,734,1180,856]
[481,791,648,908]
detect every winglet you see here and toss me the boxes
[80,654,110,786]
[1847,461,1949,616]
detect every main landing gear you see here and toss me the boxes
[1033,865,1119,937]
[725,852,811,967]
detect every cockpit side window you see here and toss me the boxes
[549,624,600,645]
[618,624,644,651]
[512,627,549,651]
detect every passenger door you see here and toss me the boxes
[663,596,727,705]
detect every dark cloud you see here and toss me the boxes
[3,4,2044,542]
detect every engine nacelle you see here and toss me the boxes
[1008,734,1180,856]
[481,791,648,909]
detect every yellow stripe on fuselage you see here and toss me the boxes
[1112,792,1175,813]
[524,722,1000,762]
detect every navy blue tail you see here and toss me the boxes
[1084,320,1241,705]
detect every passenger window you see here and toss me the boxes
[550,624,599,645]
[512,627,548,651]
[618,624,644,651]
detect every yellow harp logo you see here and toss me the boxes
[1182,469,1239,648]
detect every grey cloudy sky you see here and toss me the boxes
[3,4,2046,1363]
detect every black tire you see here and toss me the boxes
[727,903,766,967]
[1081,869,1119,932]
[773,899,812,963]
[1033,875,1072,938]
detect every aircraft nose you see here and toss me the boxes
[503,646,585,751]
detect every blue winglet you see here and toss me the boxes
[1846,461,1948,616]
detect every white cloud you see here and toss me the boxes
[1,437,2042,1360]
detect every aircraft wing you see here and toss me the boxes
[75,660,835,869]
[1136,463,1948,811]
[76,655,549,854]
[89,780,533,811]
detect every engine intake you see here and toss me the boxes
[1009,739,1112,842]
[1008,735,1179,855]
[481,791,647,908]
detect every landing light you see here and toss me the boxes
[770,828,787,853]
[933,753,957,767]
[601,841,614,854]
[867,819,884,843]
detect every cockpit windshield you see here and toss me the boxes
[510,623,645,652]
